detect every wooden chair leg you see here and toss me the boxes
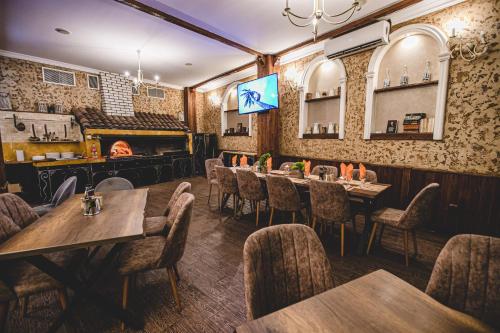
[403,230,409,266]
[292,211,296,224]
[268,207,275,226]
[411,230,418,256]
[121,276,130,332]
[0,301,8,333]
[174,264,180,281]
[311,216,317,230]
[217,189,221,212]
[57,289,68,311]
[366,222,378,255]
[20,296,28,317]
[233,194,237,216]
[255,201,260,227]
[377,224,386,245]
[167,267,181,312]
[340,223,345,257]
[207,183,212,204]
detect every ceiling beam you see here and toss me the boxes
[114,0,262,57]
[192,60,256,89]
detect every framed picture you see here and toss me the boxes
[0,93,12,110]
[386,120,398,134]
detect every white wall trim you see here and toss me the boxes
[220,81,252,137]
[387,0,466,25]
[364,23,450,140]
[278,42,325,66]
[197,65,257,93]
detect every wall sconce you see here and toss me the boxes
[446,19,488,62]
[209,93,221,106]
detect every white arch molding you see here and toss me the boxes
[298,55,347,139]
[364,23,450,140]
[220,81,252,137]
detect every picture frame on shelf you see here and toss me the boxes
[386,120,398,134]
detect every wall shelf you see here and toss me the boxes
[305,95,340,103]
[374,80,438,94]
[370,133,434,140]
[303,133,339,139]
[223,132,249,137]
[30,140,81,144]
[224,108,239,113]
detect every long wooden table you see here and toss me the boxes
[0,189,148,332]
[236,270,495,333]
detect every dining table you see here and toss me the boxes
[0,188,148,333]
[231,167,392,254]
[236,269,495,333]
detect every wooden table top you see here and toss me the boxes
[236,270,494,333]
[0,189,148,261]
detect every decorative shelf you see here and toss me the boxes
[224,108,239,113]
[223,133,249,137]
[305,95,340,103]
[303,133,339,139]
[30,140,81,144]
[374,80,438,94]
[370,133,434,140]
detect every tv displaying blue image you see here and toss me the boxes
[237,73,279,115]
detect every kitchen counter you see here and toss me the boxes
[5,158,106,167]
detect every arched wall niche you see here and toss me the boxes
[220,81,252,136]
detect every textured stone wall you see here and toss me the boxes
[100,72,134,116]
[133,82,184,117]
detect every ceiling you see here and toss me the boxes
[1,0,404,88]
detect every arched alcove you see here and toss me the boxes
[220,82,252,136]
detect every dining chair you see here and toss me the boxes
[266,175,307,226]
[215,165,239,216]
[0,193,39,229]
[243,224,334,320]
[144,182,191,237]
[33,176,77,216]
[311,165,338,178]
[116,193,194,330]
[366,183,440,266]
[95,177,134,193]
[205,158,223,206]
[236,169,267,227]
[350,169,378,223]
[425,234,499,330]
[352,169,378,182]
[310,180,353,256]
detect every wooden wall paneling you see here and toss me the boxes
[184,87,197,133]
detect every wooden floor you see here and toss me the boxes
[4,176,448,332]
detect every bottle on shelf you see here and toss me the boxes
[383,68,391,88]
[423,60,431,81]
[400,65,409,86]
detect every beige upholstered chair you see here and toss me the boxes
[236,169,267,226]
[144,182,191,236]
[352,169,378,182]
[266,175,306,225]
[215,165,239,216]
[425,234,499,330]
[0,193,39,229]
[95,177,134,192]
[243,224,334,320]
[205,158,224,206]
[367,183,440,266]
[310,180,352,256]
[311,165,338,178]
[116,193,194,330]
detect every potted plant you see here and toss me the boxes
[258,152,271,173]
[291,161,305,179]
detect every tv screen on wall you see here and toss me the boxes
[237,73,279,115]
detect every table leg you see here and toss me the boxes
[356,198,376,255]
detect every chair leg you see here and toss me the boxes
[366,222,378,255]
[292,211,296,224]
[233,194,237,217]
[0,301,8,333]
[268,207,275,226]
[411,230,418,256]
[311,216,317,230]
[377,224,386,245]
[218,190,221,212]
[174,264,180,281]
[341,223,345,257]
[20,296,28,317]
[121,276,130,332]
[255,201,260,227]
[207,184,212,205]
[403,230,409,267]
[57,289,68,311]
[167,267,181,312]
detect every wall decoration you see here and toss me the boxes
[0,93,12,110]
[400,65,409,86]
[383,68,391,88]
[422,60,432,81]
[386,120,398,133]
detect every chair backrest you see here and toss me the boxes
[51,176,77,207]
[163,182,192,216]
[205,158,224,182]
[266,175,300,212]
[426,234,500,329]
[279,162,294,171]
[243,224,334,320]
[0,213,21,243]
[236,169,266,201]
[352,169,378,183]
[215,166,238,194]
[400,183,440,229]
[158,192,195,268]
[311,165,338,178]
[0,193,39,229]
[310,180,350,223]
[95,177,134,193]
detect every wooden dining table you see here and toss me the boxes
[0,188,148,332]
[236,269,495,333]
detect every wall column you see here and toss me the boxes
[183,87,197,133]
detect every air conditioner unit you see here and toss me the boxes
[325,20,390,59]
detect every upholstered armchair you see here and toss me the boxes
[425,234,499,329]
[243,224,334,320]
[352,169,378,183]
[0,193,39,229]
[33,176,77,216]
[215,166,239,216]
[310,180,352,256]
[144,182,191,236]
[266,175,306,225]
[311,165,338,178]
[236,169,267,226]
[367,183,440,266]
[205,158,224,206]
[95,177,134,192]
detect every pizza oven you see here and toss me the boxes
[99,135,189,159]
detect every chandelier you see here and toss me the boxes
[126,49,144,89]
[282,0,365,40]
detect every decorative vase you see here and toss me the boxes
[400,65,409,86]
[422,60,431,81]
[297,170,304,179]
[383,68,391,88]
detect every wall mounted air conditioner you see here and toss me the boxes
[325,20,390,59]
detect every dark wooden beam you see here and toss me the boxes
[114,0,262,56]
[183,87,197,133]
[191,60,256,89]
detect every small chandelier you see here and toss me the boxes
[447,29,488,62]
[131,49,144,89]
[282,0,365,40]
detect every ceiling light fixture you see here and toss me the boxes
[55,28,70,35]
[282,0,365,40]
[131,49,145,90]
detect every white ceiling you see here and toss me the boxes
[0,0,445,88]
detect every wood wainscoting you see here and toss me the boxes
[280,155,500,237]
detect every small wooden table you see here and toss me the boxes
[0,189,148,332]
[236,270,495,333]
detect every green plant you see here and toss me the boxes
[291,161,305,172]
[258,152,271,166]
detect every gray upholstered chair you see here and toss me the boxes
[425,234,499,330]
[95,177,134,193]
[311,165,338,178]
[266,175,306,225]
[310,180,352,256]
[144,182,191,237]
[33,176,77,216]
[236,169,267,227]
[367,183,440,266]
[352,169,378,182]
[279,162,294,170]
[116,193,194,329]
[215,165,239,216]
[205,158,224,206]
[243,224,334,320]
[0,193,39,229]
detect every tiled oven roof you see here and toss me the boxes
[73,108,188,131]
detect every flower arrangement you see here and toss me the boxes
[258,152,271,173]
[291,161,305,178]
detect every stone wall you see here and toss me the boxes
[133,82,183,117]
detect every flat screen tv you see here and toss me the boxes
[237,73,279,115]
